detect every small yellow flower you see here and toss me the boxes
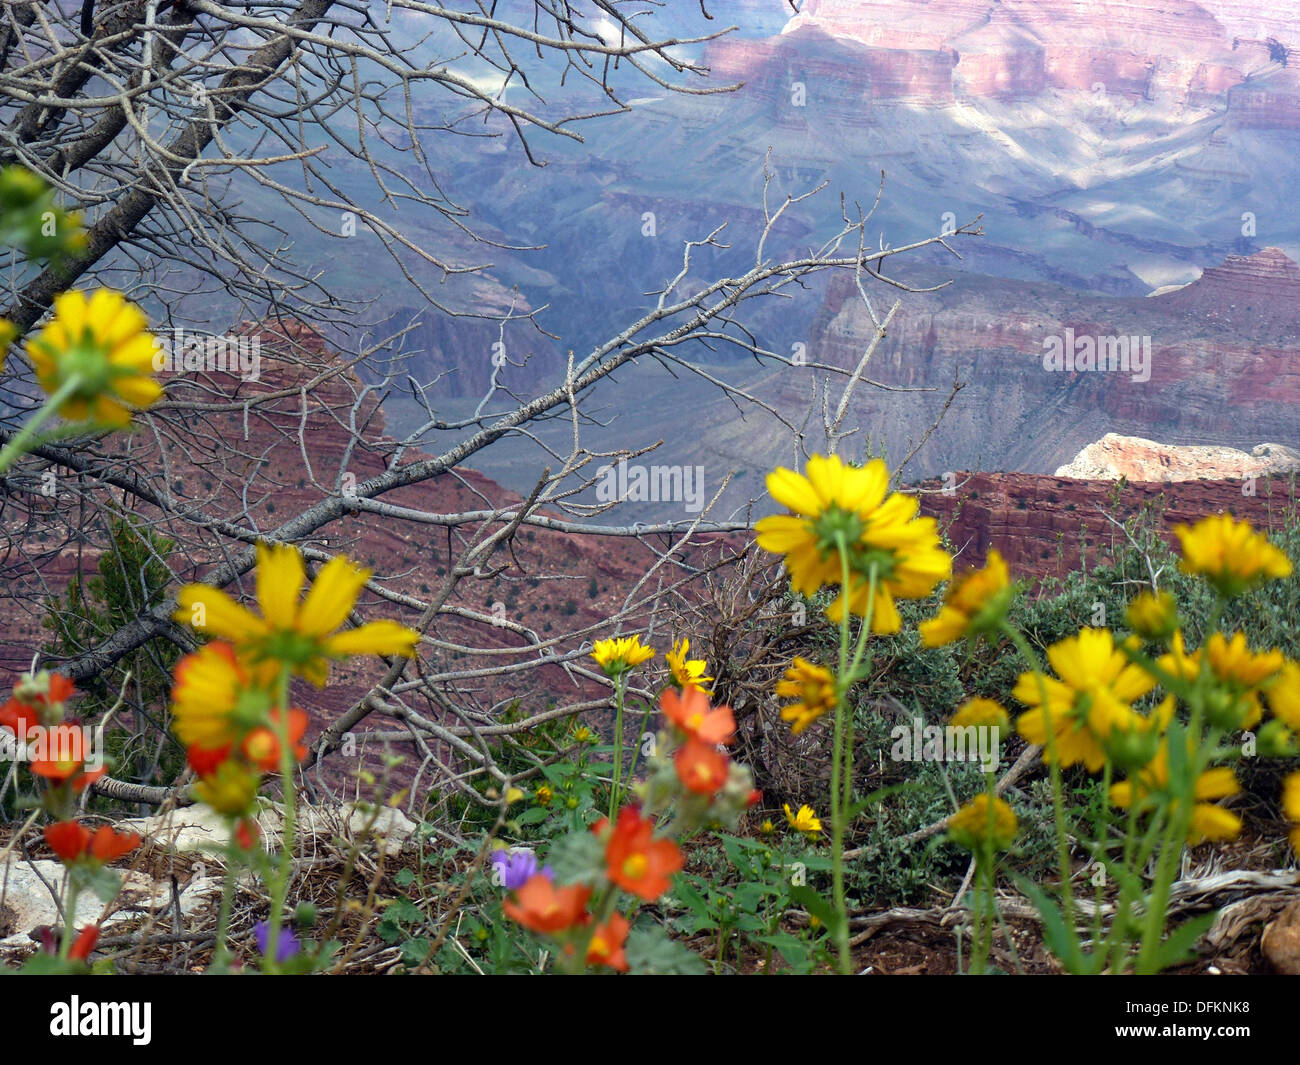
[193,760,260,817]
[949,697,1010,733]
[175,541,420,686]
[1283,772,1300,852]
[504,786,526,805]
[0,318,15,369]
[1126,589,1179,641]
[590,635,655,678]
[755,455,951,634]
[775,657,837,734]
[664,638,713,693]
[573,725,595,744]
[26,289,162,427]
[1014,628,1154,772]
[1159,632,1283,730]
[1174,514,1292,597]
[919,549,1013,647]
[783,802,822,836]
[760,819,775,835]
[947,794,1018,851]
[535,783,553,805]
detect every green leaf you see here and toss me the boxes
[544,830,605,886]
[1014,875,1095,974]
[625,925,707,975]
[756,932,812,971]
[790,885,839,936]
[1151,910,1217,972]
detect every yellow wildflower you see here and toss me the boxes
[664,638,713,693]
[1283,772,1300,852]
[193,760,261,817]
[590,635,655,678]
[1013,628,1155,772]
[755,455,951,634]
[775,657,837,734]
[950,697,1010,733]
[1126,589,1179,641]
[1174,514,1291,596]
[783,803,822,836]
[175,541,420,686]
[948,794,1018,851]
[26,289,162,427]
[919,549,1014,647]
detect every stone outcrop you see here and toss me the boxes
[1056,434,1300,482]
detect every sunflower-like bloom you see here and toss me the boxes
[950,697,1010,733]
[919,549,1014,647]
[1283,772,1300,852]
[590,634,655,678]
[1126,589,1179,641]
[775,656,837,734]
[1013,628,1155,772]
[26,289,162,427]
[755,455,951,634]
[948,794,1018,851]
[1157,632,1283,730]
[783,802,822,836]
[664,638,712,693]
[1173,514,1292,597]
[170,642,280,750]
[175,542,419,685]
[1110,714,1243,847]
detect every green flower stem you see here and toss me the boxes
[607,673,628,821]
[264,665,296,972]
[623,696,656,789]
[212,836,239,970]
[59,875,78,961]
[999,621,1077,935]
[0,376,81,475]
[826,537,878,976]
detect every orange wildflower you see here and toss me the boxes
[602,806,683,901]
[240,708,309,771]
[674,738,729,796]
[586,911,630,971]
[69,925,100,961]
[660,686,734,746]
[502,873,591,934]
[44,820,139,863]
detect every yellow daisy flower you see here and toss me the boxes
[919,549,1013,647]
[175,541,420,685]
[1110,722,1243,847]
[783,802,822,836]
[755,455,951,635]
[1125,589,1179,641]
[590,634,655,678]
[1158,631,1283,730]
[1013,628,1155,772]
[776,656,837,734]
[947,794,1018,851]
[26,289,162,427]
[1174,514,1291,596]
[664,638,713,693]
